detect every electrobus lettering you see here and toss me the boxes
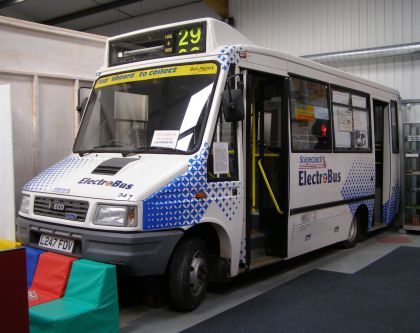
[298,169,341,186]
[78,177,133,189]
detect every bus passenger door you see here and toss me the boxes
[246,70,288,263]
[373,99,391,227]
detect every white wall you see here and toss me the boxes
[0,84,16,240]
[0,17,106,211]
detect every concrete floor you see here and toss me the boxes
[120,228,420,333]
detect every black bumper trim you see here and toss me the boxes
[290,195,375,215]
[16,216,184,276]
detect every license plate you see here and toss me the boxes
[38,234,75,253]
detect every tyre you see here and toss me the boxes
[169,237,209,311]
[340,213,359,249]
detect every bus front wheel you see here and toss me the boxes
[169,237,209,311]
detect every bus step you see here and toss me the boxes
[250,255,283,270]
[250,211,260,230]
[370,223,388,231]
[251,248,266,259]
[250,231,265,250]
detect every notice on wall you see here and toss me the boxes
[151,130,179,148]
[294,103,315,121]
[333,106,351,148]
[352,95,367,109]
[338,107,353,132]
[354,129,368,148]
[315,106,329,120]
[353,110,368,131]
[213,142,229,174]
[333,90,350,105]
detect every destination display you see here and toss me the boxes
[108,23,206,66]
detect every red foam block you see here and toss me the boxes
[29,252,77,307]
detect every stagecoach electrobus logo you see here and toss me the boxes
[298,155,341,186]
[299,155,326,169]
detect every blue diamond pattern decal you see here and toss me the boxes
[217,46,244,71]
[382,182,400,224]
[143,143,240,230]
[23,156,101,193]
[341,158,375,227]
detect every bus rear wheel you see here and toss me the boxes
[169,237,209,311]
[340,214,360,248]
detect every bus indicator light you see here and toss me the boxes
[195,191,207,199]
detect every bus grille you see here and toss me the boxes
[33,197,89,222]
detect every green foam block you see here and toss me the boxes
[30,259,119,333]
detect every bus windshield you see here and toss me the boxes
[73,63,219,155]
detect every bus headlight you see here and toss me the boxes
[20,194,30,214]
[94,205,137,227]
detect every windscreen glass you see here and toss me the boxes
[74,63,218,154]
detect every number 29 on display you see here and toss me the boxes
[177,27,202,54]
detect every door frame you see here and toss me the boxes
[244,69,290,269]
[372,98,391,225]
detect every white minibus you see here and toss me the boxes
[17,18,400,310]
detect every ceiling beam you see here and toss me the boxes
[203,0,229,19]
[0,0,26,10]
[42,0,144,25]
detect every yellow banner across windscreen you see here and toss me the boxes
[95,63,218,88]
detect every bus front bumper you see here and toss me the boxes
[16,216,183,276]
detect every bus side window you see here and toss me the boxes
[207,110,239,181]
[290,77,331,152]
[331,88,371,151]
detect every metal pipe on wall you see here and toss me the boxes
[302,42,420,64]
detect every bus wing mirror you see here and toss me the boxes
[222,89,245,122]
[76,96,88,113]
[76,87,91,113]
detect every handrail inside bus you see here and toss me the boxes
[257,159,283,215]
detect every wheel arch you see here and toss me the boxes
[178,221,232,260]
[354,203,369,239]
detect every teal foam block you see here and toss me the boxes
[29,259,119,333]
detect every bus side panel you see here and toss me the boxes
[288,153,375,258]
[288,209,351,258]
[289,154,375,210]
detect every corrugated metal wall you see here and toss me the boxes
[231,0,420,55]
[230,0,420,120]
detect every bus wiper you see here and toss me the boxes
[122,146,185,156]
[78,150,93,157]
[78,144,129,157]
[147,146,186,153]
[93,143,127,148]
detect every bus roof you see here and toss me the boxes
[103,17,399,98]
